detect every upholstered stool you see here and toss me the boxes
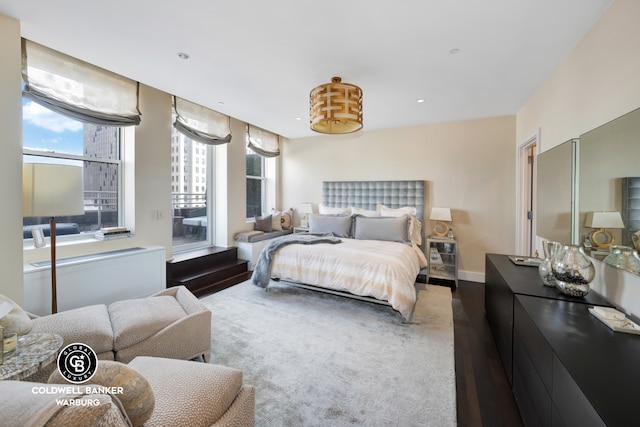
[128,356,255,427]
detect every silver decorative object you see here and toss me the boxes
[552,245,595,297]
[539,240,562,287]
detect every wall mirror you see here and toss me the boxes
[536,139,576,246]
[578,107,640,273]
[537,107,640,276]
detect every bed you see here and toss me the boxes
[252,180,428,321]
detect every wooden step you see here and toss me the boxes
[166,246,249,297]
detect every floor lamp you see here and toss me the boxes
[23,163,84,314]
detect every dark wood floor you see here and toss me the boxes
[445,279,523,427]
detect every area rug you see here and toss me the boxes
[201,280,456,427]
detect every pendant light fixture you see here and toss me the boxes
[310,76,363,134]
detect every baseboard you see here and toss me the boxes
[459,270,484,283]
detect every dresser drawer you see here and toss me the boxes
[513,331,552,426]
[552,353,605,427]
[514,297,553,393]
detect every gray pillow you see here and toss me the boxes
[254,215,273,232]
[308,214,352,238]
[353,215,410,243]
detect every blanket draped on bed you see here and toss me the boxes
[251,233,342,288]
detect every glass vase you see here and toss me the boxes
[604,246,640,275]
[551,245,595,297]
[539,240,562,287]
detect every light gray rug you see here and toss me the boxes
[201,280,456,427]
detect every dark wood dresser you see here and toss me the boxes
[485,253,640,426]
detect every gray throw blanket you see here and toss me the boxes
[251,233,342,288]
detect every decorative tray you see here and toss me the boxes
[589,307,640,335]
[508,256,542,267]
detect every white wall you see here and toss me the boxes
[282,116,517,279]
[516,0,640,317]
[0,15,24,303]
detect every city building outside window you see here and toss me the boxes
[22,98,123,239]
[170,123,214,250]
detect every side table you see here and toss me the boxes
[0,333,63,381]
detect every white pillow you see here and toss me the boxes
[270,210,283,231]
[319,204,351,215]
[378,204,417,217]
[350,206,380,217]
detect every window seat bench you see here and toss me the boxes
[235,229,293,270]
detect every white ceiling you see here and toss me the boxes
[0,0,612,139]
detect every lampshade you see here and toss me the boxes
[585,211,624,229]
[429,207,452,237]
[23,163,85,217]
[310,76,363,134]
[429,207,452,222]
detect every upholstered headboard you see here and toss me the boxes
[321,180,426,221]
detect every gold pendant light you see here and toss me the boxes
[310,76,363,134]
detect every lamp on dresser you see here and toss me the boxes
[23,163,84,314]
[585,211,625,249]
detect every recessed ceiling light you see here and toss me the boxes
[416,99,425,103]
[177,52,190,60]
[296,117,302,121]
[449,48,460,55]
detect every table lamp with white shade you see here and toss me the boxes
[298,203,313,227]
[23,163,84,314]
[429,207,452,238]
[585,211,625,249]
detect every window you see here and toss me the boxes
[246,146,265,218]
[171,124,214,250]
[22,99,123,237]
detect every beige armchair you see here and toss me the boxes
[27,286,211,381]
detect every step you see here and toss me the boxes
[166,247,249,297]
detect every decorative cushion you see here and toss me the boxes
[308,214,352,238]
[253,215,273,232]
[270,210,283,231]
[108,296,186,352]
[49,360,155,427]
[274,208,293,230]
[319,204,351,215]
[353,215,410,243]
[0,294,33,337]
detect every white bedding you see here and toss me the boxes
[269,238,428,320]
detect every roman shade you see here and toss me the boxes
[173,96,232,145]
[247,125,280,158]
[21,39,141,127]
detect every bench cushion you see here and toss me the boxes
[235,229,292,243]
[109,296,186,352]
[31,304,114,356]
